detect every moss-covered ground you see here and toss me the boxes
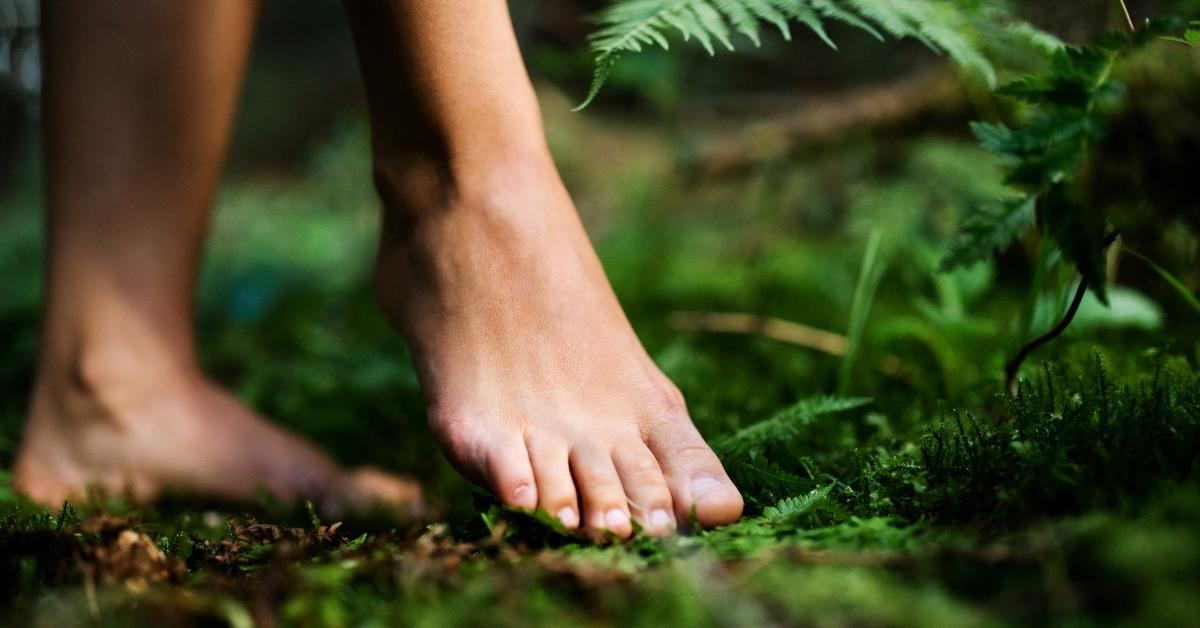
[1,90,1197,627]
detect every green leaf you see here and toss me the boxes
[1037,185,1108,302]
[763,484,834,523]
[1121,244,1200,316]
[940,196,1036,271]
[1071,286,1163,331]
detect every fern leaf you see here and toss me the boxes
[578,0,996,108]
[842,0,917,40]
[692,1,736,51]
[741,458,809,488]
[764,484,834,522]
[777,1,836,49]
[940,196,1036,271]
[1004,20,1066,56]
[714,396,872,456]
[576,56,619,111]
[713,0,763,45]
[662,9,709,52]
[809,0,883,40]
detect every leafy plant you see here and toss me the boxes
[943,33,1144,299]
[939,16,1200,389]
[576,0,996,108]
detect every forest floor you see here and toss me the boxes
[1,93,1198,627]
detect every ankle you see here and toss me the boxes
[36,336,199,418]
[372,142,560,228]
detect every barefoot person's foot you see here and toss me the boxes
[12,349,422,516]
[374,154,744,538]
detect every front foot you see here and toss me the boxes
[375,155,743,538]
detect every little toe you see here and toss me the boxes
[612,442,676,536]
[569,444,633,539]
[647,422,743,527]
[483,433,539,510]
[527,436,580,529]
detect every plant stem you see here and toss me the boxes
[1004,232,1120,398]
[1004,279,1089,398]
[1118,0,1136,32]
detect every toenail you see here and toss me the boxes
[557,507,579,528]
[604,508,629,528]
[512,484,533,504]
[691,476,725,498]
[650,509,674,530]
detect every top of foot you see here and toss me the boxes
[374,157,743,539]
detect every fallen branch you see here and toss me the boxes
[685,65,970,178]
[668,311,848,356]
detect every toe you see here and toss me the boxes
[569,444,633,539]
[483,432,539,510]
[646,421,743,528]
[612,442,675,536]
[341,467,425,518]
[526,435,579,529]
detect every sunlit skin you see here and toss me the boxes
[12,0,743,536]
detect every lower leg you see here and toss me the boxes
[343,1,742,536]
[14,0,418,513]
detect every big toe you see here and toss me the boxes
[686,475,743,526]
[646,422,743,528]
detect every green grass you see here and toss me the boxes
[0,91,1197,626]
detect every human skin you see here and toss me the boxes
[11,0,420,516]
[13,0,743,537]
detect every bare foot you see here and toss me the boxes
[374,155,743,538]
[12,354,422,517]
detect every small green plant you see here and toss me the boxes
[942,29,1156,298]
[712,396,870,509]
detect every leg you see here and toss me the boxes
[343,1,743,536]
[12,0,419,514]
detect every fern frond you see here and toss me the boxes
[715,396,872,457]
[769,1,832,48]
[842,0,996,86]
[939,195,1036,271]
[763,484,834,522]
[577,0,996,109]
[809,0,883,40]
[713,0,763,45]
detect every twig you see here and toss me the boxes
[684,66,967,177]
[1118,0,1136,33]
[667,311,848,356]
